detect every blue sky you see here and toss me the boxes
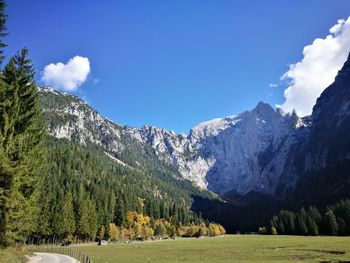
[6,0,350,133]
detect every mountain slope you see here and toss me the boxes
[40,88,186,181]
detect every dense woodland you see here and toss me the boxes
[33,138,225,243]
[263,199,350,236]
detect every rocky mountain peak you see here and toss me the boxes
[252,101,276,116]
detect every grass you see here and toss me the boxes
[74,235,350,263]
[0,246,29,263]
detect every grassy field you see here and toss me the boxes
[74,235,350,263]
[0,247,28,263]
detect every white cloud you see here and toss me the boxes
[41,56,90,92]
[269,83,278,88]
[279,17,350,116]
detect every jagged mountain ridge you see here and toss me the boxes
[39,88,308,198]
[130,102,308,196]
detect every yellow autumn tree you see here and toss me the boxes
[108,223,118,241]
[126,211,137,226]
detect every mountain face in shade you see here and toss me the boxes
[291,53,350,205]
[305,53,350,171]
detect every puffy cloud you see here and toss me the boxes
[279,17,350,116]
[42,56,90,91]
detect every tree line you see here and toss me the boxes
[95,211,225,243]
[261,199,350,236]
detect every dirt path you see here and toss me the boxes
[26,252,79,263]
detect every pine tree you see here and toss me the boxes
[0,75,17,246]
[307,216,319,236]
[278,220,285,235]
[35,186,52,238]
[115,198,125,226]
[324,210,338,236]
[8,51,45,244]
[86,198,98,240]
[76,194,91,239]
[297,214,308,235]
[308,206,322,224]
[61,192,75,237]
[0,47,45,246]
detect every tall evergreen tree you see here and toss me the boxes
[324,210,338,236]
[0,77,17,246]
[60,192,75,237]
[115,198,125,226]
[0,49,46,246]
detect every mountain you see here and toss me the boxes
[40,88,308,198]
[131,103,309,197]
[40,87,188,181]
[38,53,350,232]
[306,52,350,170]
[291,53,350,206]
[128,54,350,204]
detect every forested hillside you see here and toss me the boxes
[32,137,222,242]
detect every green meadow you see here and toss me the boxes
[73,235,350,263]
[0,247,27,263]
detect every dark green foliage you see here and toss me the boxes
[323,210,338,236]
[271,199,350,236]
[0,43,46,246]
[307,216,319,236]
[29,137,206,242]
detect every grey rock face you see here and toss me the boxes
[131,102,308,196]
